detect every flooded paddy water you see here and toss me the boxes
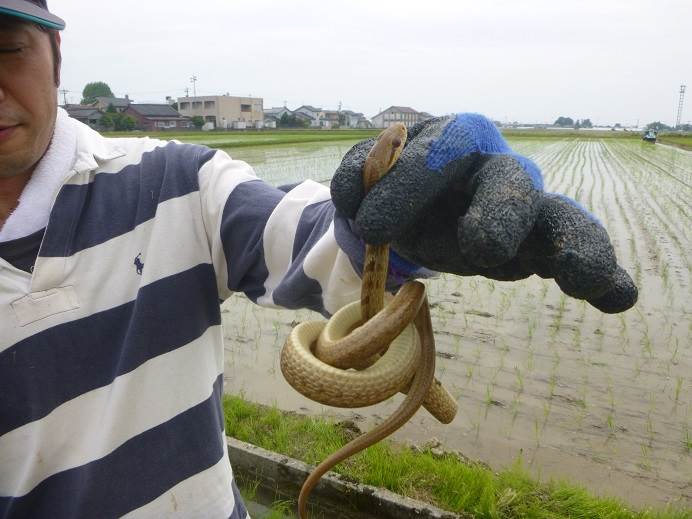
[221,137,691,509]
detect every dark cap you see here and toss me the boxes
[0,0,65,30]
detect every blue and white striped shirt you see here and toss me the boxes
[0,113,414,518]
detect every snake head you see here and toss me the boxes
[363,123,408,191]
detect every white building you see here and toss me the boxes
[371,106,433,128]
[177,95,264,129]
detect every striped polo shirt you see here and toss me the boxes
[0,114,417,518]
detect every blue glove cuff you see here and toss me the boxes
[426,113,512,171]
[426,113,543,190]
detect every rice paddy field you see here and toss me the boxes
[211,134,691,511]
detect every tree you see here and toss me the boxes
[100,113,113,129]
[191,116,205,129]
[581,118,593,128]
[554,116,574,127]
[81,82,114,105]
[646,121,672,131]
[100,112,136,131]
[278,112,309,128]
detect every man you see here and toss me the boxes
[0,1,637,518]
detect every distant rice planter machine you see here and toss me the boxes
[642,130,657,143]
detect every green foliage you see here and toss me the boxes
[278,113,310,128]
[554,116,574,127]
[223,395,688,519]
[101,128,379,148]
[81,81,115,104]
[101,112,136,131]
[657,134,692,150]
[191,116,205,129]
[646,121,673,131]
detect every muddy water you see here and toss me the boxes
[221,139,692,509]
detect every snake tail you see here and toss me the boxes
[297,297,436,519]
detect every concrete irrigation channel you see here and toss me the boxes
[227,437,464,518]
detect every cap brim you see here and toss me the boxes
[0,0,65,30]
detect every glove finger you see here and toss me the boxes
[330,138,376,219]
[587,266,638,313]
[457,154,543,268]
[525,194,626,300]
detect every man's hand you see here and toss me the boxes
[331,113,637,313]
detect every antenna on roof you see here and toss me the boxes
[190,75,198,97]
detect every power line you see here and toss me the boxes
[676,85,686,129]
[59,88,70,106]
[190,75,198,97]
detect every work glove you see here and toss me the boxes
[331,113,637,313]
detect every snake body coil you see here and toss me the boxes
[280,124,458,519]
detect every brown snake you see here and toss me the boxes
[280,124,458,518]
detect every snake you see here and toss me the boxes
[280,123,458,519]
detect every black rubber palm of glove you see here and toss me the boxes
[331,114,638,313]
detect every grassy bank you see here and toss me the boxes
[501,129,642,140]
[102,129,379,149]
[223,395,689,519]
[101,127,662,150]
[657,134,692,150]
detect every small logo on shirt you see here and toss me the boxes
[134,253,144,275]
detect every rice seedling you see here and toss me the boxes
[217,135,692,510]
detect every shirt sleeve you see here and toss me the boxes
[197,149,422,317]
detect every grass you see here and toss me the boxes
[502,129,643,140]
[238,478,294,519]
[100,127,673,151]
[657,134,692,150]
[223,394,690,519]
[101,128,379,149]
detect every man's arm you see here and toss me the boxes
[197,150,406,316]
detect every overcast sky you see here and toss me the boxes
[56,0,690,126]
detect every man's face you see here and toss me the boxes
[0,19,59,179]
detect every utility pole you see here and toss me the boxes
[676,85,686,129]
[190,75,198,97]
[59,88,70,106]
[184,87,190,97]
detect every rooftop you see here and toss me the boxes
[127,104,183,118]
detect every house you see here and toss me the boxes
[91,96,131,112]
[341,110,372,129]
[371,106,434,128]
[294,105,324,128]
[263,107,292,128]
[64,105,104,129]
[293,111,316,126]
[177,95,264,129]
[264,106,292,120]
[124,104,191,131]
[321,110,341,129]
